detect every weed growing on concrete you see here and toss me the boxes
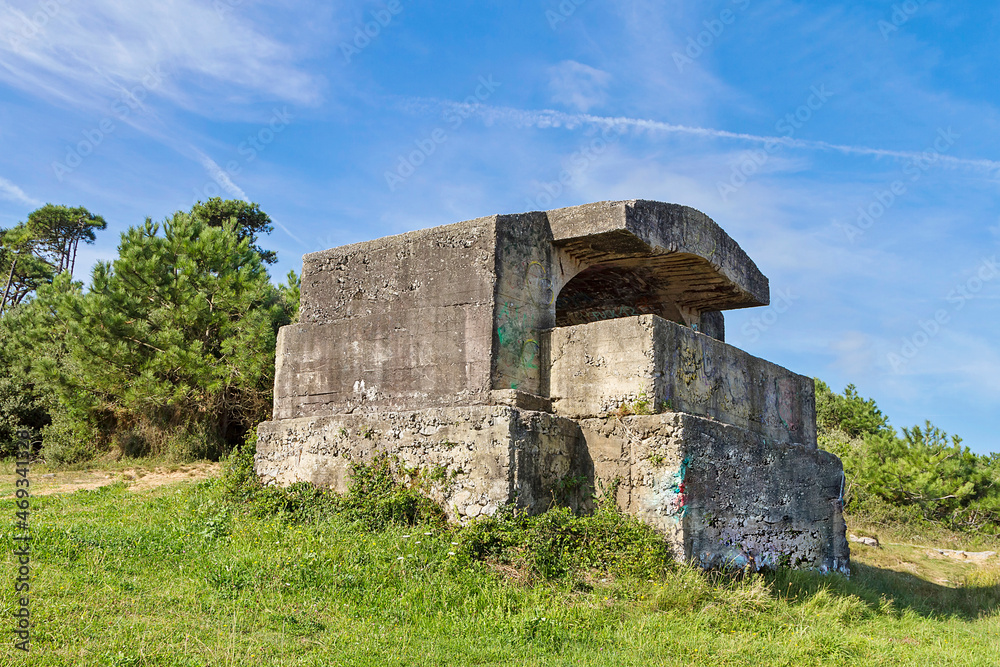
[547,473,591,507]
[614,392,654,418]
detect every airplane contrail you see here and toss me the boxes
[416,99,1000,175]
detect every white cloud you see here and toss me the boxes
[0,175,42,208]
[829,330,876,378]
[547,61,612,112]
[0,0,320,114]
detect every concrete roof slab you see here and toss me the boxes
[546,200,769,310]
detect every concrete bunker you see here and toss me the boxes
[257,200,849,573]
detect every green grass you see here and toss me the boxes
[2,469,1000,665]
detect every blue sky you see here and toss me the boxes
[0,0,997,453]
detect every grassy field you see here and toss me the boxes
[3,462,1000,666]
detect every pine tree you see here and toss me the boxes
[0,304,52,456]
[191,197,277,264]
[25,210,289,459]
[279,269,300,323]
[0,225,55,315]
[0,204,106,314]
[814,379,891,438]
[25,204,107,275]
[817,379,1000,531]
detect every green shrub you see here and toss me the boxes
[455,503,673,582]
[40,411,98,464]
[336,455,446,529]
[219,440,673,582]
[814,379,891,439]
[817,379,1000,535]
[220,441,444,528]
[218,432,263,501]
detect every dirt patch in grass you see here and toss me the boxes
[0,461,220,497]
[848,528,1000,588]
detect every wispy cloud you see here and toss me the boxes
[0,175,42,208]
[414,101,1000,176]
[0,0,320,114]
[0,0,319,247]
[547,61,612,112]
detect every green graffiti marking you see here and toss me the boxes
[670,456,691,519]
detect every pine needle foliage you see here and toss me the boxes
[817,380,1000,533]
[16,210,291,461]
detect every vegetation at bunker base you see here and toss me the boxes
[3,444,1000,666]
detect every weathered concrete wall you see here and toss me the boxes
[257,406,847,572]
[492,212,558,396]
[274,201,764,420]
[549,315,815,447]
[548,201,770,315]
[274,217,501,419]
[575,414,847,573]
[676,414,848,573]
[275,213,566,418]
[699,310,725,342]
[257,406,585,521]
